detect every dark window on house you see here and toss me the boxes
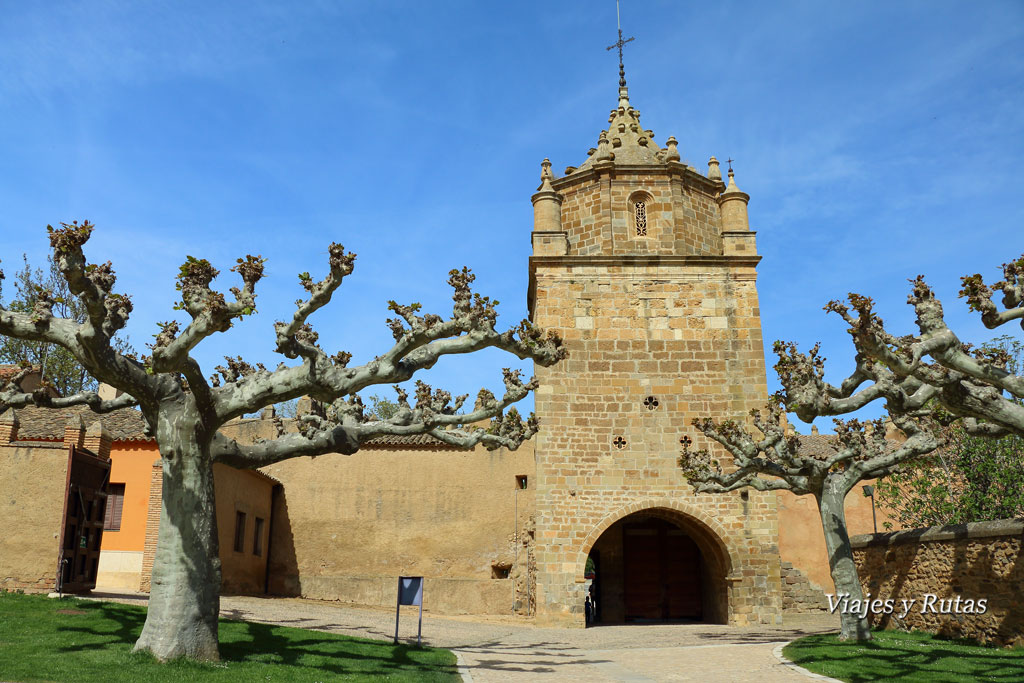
[515,475,528,490]
[253,517,265,556]
[233,511,247,553]
[103,484,126,531]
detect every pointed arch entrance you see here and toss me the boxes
[580,503,733,624]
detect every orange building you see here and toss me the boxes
[0,404,275,595]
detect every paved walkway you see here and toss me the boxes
[87,591,840,681]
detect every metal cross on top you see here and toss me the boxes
[606,0,634,88]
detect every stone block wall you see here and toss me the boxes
[780,561,828,612]
[852,519,1024,647]
[242,415,541,615]
[554,168,723,258]
[530,257,781,626]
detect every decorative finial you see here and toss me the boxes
[537,158,555,190]
[665,136,680,162]
[541,158,553,179]
[707,156,722,182]
[725,166,742,193]
[725,158,743,191]
[606,0,634,97]
[594,130,613,161]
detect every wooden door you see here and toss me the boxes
[58,447,111,593]
[623,518,703,621]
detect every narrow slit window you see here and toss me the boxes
[253,517,265,556]
[233,511,247,553]
[634,201,647,236]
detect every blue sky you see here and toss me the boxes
[1,1,1022,431]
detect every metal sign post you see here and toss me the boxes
[394,576,424,645]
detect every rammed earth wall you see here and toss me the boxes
[852,519,1024,647]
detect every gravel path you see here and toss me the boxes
[86,591,841,681]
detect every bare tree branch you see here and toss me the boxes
[1,222,564,662]
[679,253,1022,642]
[212,369,543,468]
[211,265,564,424]
[1,222,156,409]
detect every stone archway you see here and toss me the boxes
[578,501,736,624]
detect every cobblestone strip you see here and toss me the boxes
[772,643,845,682]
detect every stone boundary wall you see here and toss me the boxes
[852,518,1023,647]
[780,561,828,613]
[294,575,514,615]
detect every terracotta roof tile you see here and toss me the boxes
[12,405,152,442]
[361,433,464,450]
[9,405,464,450]
[0,364,36,380]
[795,434,839,458]
[795,433,902,458]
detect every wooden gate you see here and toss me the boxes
[623,518,703,621]
[57,446,111,593]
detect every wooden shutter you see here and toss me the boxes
[104,483,125,531]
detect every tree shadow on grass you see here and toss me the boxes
[56,601,456,679]
[55,599,146,651]
[786,632,1024,682]
[218,618,457,678]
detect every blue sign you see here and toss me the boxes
[395,576,425,644]
[398,576,423,606]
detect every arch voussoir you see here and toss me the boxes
[576,497,738,579]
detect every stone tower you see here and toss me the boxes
[528,78,782,626]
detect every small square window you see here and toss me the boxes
[515,475,528,490]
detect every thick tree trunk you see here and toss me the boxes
[133,432,222,661]
[818,481,872,641]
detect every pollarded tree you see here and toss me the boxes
[875,336,1024,528]
[681,408,941,641]
[0,252,136,395]
[680,254,1024,641]
[0,221,565,662]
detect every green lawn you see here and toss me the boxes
[0,592,459,682]
[783,629,1024,682]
